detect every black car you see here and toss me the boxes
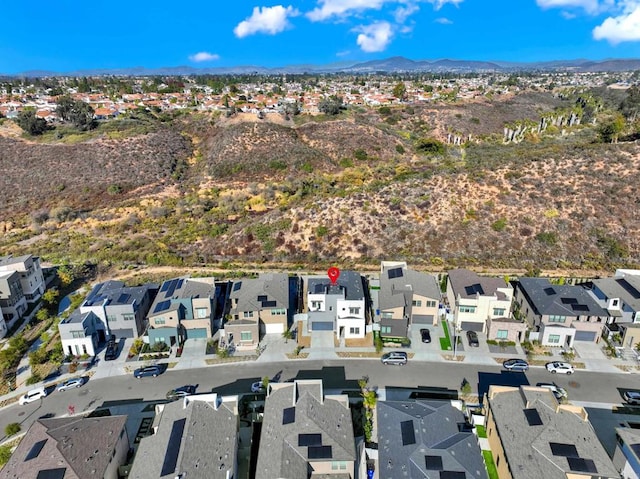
[420,329,431,343]
[503,358,529,372]
[104,340,118,361]
[466,330,479,347]
[166,385,196,401]
[133,365,163,378]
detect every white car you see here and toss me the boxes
[19,387,47,405]
[536,382,568,399]
[623,391,640,405]
[57,378,85,392]
[546,361,574,374]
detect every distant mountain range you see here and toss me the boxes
[6,56,640,77]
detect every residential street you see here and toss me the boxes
[3,359,638,443]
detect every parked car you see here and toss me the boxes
[57,378,85,392]
[623,391,640,405]
[133,365,163,378]
[546,362,574,374]
[420,329,431,343]
[19,387,47,405]
[466,331,479,347]
[166,385,196,401]
[381,351,408,366]
[536,382,568,400]
[503,358,529,372]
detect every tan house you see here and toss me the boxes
[486,316,528,343]
[256,379,356,479]
[484,385,618,479]
[228,273,290,348]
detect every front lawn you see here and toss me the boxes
[483,450,499,479]
[440,321,452,351]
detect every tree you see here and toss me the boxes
[318,95,344,115]
[16,109,47,135]
[392,81,407,101]
[42,288,59,308]
[598,113,625,143]
[4,423,20,437]
[56,96,96,130]
[620,86,640,122]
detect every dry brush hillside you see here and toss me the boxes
[0,92,638,274]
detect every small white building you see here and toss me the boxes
[59,310,100,357]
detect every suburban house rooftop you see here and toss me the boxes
[448,269,509,300]
[517,277,608,317]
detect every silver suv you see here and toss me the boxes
[381,351,408,366]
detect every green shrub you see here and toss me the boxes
[536,231,558,246]
[26,373,42,385]
[353,149,368,161]
[0,445,12,466]
[491,218,507,232]
[415,138,445,155]
[395,144,405,154]
[4,423,20,436]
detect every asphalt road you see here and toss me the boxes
[4,360,640,442]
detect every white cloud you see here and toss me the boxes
[188,52,220,62]
[307,0,462,22]
[536,0,600,13]
[354,21,393,51]
[435,16,453,23]
[394,3,420,22]
[593,4,640,43]
[307,0,386,22]
[234,5,299,38]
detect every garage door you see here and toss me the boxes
[311,321,334,331]
[574,331,596,342]
[460,321,483,332]
[265,323,285,334]
[186,328,208,339]
[412,314,435,325]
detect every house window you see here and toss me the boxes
[240,331,252,341]
[71,330,85,339]
[155,318,165,325]
[548,334,561,344]
[349,327,360,335]
[122,313,134,321]
[496,330,508,339]
[381,326,391,334]
[271,308,286,315]
[349,307,360,315]
[412,300,422,307]
[381,312,393,319]
[493,308,506,316]
[243,311,254,319]
[459,306,476,314]
[310,301,322,311]
[549,315,566,323]
[426,300,437,308]
[332,462,347,470]
[107,315,116,323]
[612,299,619,307]
[195,308,208,318]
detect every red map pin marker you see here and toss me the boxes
[328,267,340,285]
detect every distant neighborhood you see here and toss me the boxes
[2,254,640,477]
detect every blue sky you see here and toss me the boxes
[1,0,640,73]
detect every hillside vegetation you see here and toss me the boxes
[0,91,638,275]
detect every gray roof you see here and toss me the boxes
[148,277,215,317]
[377,399,487,479]
[307,270,365,301]
[517,277,608,317]
[448,269,509,300]
[379,265,441,313]
[0,416,128,479]
[615,427,640,463]
[130,396,238,479]
[256,380,356,479]
[592,275,640,312]
[230,273,289,313]
[487,386,619,479]
[0,254,33,267]
[83,280,153,308]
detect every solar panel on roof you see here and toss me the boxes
[618,278,640,299]
[465,284,484,296]
[233,281,242,291]
[308,445,332,459]
[561,297,578,304]
[166,280,178,298]
[176,279,184,289]
[400,420,416,446]
[388,267,404,279]
[117,293,130,304]
[257,295,268,302]
[524,408,543,426]
[263,300,277,307]
[425,455,443,471]
[567,457,597,473]
[160,418,186,476]
[439,471,466,479]
[25,439,47,461]
[153,300,171,314]
[298,433,322,446]
[160,281,170,292]
[283,407,295,425]
[550,442,579,458]
[36,469,66,479]
[544,287,556,295]
[571,304,589,312]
